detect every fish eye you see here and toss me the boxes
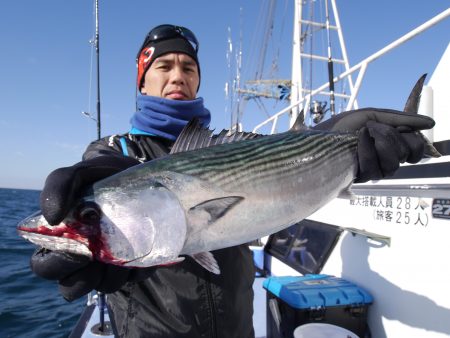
[75,202,102,225]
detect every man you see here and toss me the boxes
[33,24,255,338]
[31,24,434,337]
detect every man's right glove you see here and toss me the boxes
[31,155,141,301]
[312,108,438,183]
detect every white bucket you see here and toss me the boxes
[293,323,360,338]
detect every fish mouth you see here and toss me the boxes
[17,212,93,258]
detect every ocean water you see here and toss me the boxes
[0,188,84,338]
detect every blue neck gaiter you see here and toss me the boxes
[130,95,211,141]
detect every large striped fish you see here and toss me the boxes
[17,96,436,274]
[18,121,359,273]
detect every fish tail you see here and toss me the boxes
[421,132,441,158]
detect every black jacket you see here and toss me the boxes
[83,132,256,338]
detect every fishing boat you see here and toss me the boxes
[70,1,450,337]
[239,1,450,338]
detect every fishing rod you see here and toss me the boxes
[94,0,101,140]
[93,0,108,333]
[82,0,102,139]
[89,0,112,336]
[325,0,336,116]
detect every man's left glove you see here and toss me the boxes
[313,108,437,183]
[31,247,132,301]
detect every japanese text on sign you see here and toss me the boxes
[350,196,429,227]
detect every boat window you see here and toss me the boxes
[265,220,342,274]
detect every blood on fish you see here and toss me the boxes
[18,221,127,265]
[66,221,127,265]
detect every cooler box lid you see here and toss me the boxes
[263,274,373,309]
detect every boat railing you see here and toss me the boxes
[252,8,450,134]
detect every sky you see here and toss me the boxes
[0,1,449,190]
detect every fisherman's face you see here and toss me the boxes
[141,53,199,100]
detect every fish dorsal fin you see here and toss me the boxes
[170,118,211,154]
[190,252,220,274]
[187,196,244,226]
[170,118,261,154]
[403,74,427,113]
[289,109,309,131]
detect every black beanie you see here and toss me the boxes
[137,37,200,90]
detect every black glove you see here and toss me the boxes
[313,108,437,183]
[31,247,131,301]
[31,155,141,301]
[40,155,140,225]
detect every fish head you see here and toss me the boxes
[18,181,188,268]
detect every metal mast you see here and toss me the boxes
[236,0,357,131]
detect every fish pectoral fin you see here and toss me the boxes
[190,252,220,274]
[188,196,244,226]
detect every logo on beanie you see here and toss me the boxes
[143,46,155,63]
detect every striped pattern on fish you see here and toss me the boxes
[126,130,358,190]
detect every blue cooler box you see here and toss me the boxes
[263,274,373,338]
